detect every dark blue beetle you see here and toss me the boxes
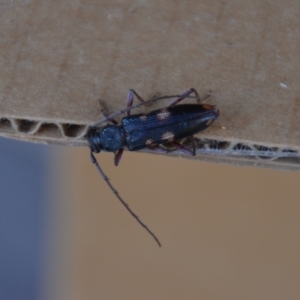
[87,88,220,247]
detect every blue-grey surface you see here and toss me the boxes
[0,137,50,300]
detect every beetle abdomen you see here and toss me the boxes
[122,104,219,151]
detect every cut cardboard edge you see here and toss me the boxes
[1,115,300,171]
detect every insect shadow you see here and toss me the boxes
[87,88,220,247]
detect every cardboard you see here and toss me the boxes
[1,1,300,169]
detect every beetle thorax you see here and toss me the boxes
[91,125,124,153]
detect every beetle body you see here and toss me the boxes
[87,88,220,247]
[88,103,219,153]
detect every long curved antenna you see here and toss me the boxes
[92,93,203,127]
[90,151,161,247]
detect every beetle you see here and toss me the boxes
[87,88,220,247]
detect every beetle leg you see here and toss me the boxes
[114,148,124,166]
[126,90,162,116]
[201,90,212,104]
[168,88,212,106]
[99,100,119,125]
[101,108,118,125]
[126,89,146,116]
[172,136,196,156]
[190,135,196,155]
[167,88,200,107]
[147,140,196,156]
[126,90,135,116]
[147,145,171,153]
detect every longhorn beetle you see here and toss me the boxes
[87,88,220,247]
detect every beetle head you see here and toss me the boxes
[87,125,124,153]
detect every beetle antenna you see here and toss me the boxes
[90,151,161,247]
[92,94,202,127]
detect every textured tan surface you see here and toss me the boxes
[1,1,300,149]
[48,147,300,300]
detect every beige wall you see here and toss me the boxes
[48,147,300,300]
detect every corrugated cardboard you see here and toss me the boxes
[1,1,300,169]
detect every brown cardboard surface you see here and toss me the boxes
[1,1,300,168]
